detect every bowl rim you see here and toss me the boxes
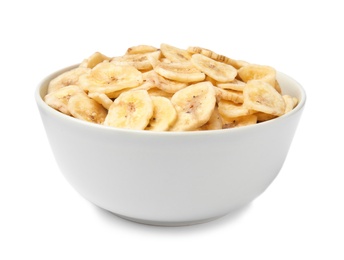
[35,64,307,136]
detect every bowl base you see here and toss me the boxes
[113,213,226,227]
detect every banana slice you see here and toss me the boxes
[148,88,173,99]
[47,67,90,94]
[198,106,222,131]
[160,43,192,62]
[145,96,177,131]
[126,45,158,54]
[170,82,216,131]
[79,52,111,69]
[191,54,237,82]
[218,100,251,119]
[144,70,188,93]
[222,114,258,129]
[78,62,143,93]
[187,46,247,69]
[214,86,244,104]
[238,64,276,88]
[68,93,107,124]
[216,79,246,91]
[111,51,160,71]
[243,80,286,116]
[153,60,205,83]
[88,92,113,110]
[44,85,84,115]
[104,90,153,130]
[283,95,298,114]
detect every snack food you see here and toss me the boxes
[44,43,299,131]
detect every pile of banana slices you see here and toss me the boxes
[44,43,298,131]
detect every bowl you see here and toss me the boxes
[35,65,306,226]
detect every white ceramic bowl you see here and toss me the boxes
[35,65,306,226]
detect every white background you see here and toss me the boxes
[1,0,343,259]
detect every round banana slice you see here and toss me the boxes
[145,96,177,131]
[214,87,244,104]
[170,82,216,131]
[47,67,91,94]
[144,70,188,93]
[187,46,246,69]
[78,62,143,93]
[238,64,276,88]
[88,92,113,110]
[243,80,286,116]
[126,45,159,54]
[153,61,205,83]
[44,85,84,115]
[218,100,251,119]
[79,52,111,69]
[198,106,223,131]
[68,93,107,124]
[104,90,153,130]
[191,54,237,82]
[160,43,192,62]
[216,79,246,91]
[111,51,160,71]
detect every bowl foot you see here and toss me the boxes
[113,213,226,227]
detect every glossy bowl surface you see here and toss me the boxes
[36,65,306,226]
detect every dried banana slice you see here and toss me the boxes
[222,114,258,129]
[88,92,113,110]
[68,93,107,124]
[44,85,84,115]
[144,70,188,93]
[160,43,192,62]
[187,46,246,69]
[78,62,143,93]
[216,79,246,91]
[111,51,160,71]
[170,82,216,131]
[238,64,276,88]
[145,96,177,131]
[198,106,223,131]
[153,60,205,83]
[218,100,251,119]
[283,95,298,114]
[47,67,90,94]
[214,86,244,104]
[79,52,111,69]
[104,90,153,130]
[126,45,158,54]
[191,54,237,82]
[243,80,286,116]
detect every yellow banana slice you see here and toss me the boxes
[79,52,111,69]
[148,88,173,99]
[222,115,258,129]
[243,80,286,116]
[283,95,298,114]
[160,43,192,62]
[145,96,177,131]
[218,100,251,119]
[104,90,153,130]
[78,62,143,93]
[47,67,90,94]
[238,64,276,87]
[216,79,246,91]
[126,45,158,54]
[187,46,246,69]
[144,70,188,93]
[44,85,84,115]
[88,92,113,110]
[153,60,205,83]
[68,93,107,124]
[111,51,160,71]
[214,86,244,104]
[170,82,216,131]
[191,54,237,82]
[198,106,222,131]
